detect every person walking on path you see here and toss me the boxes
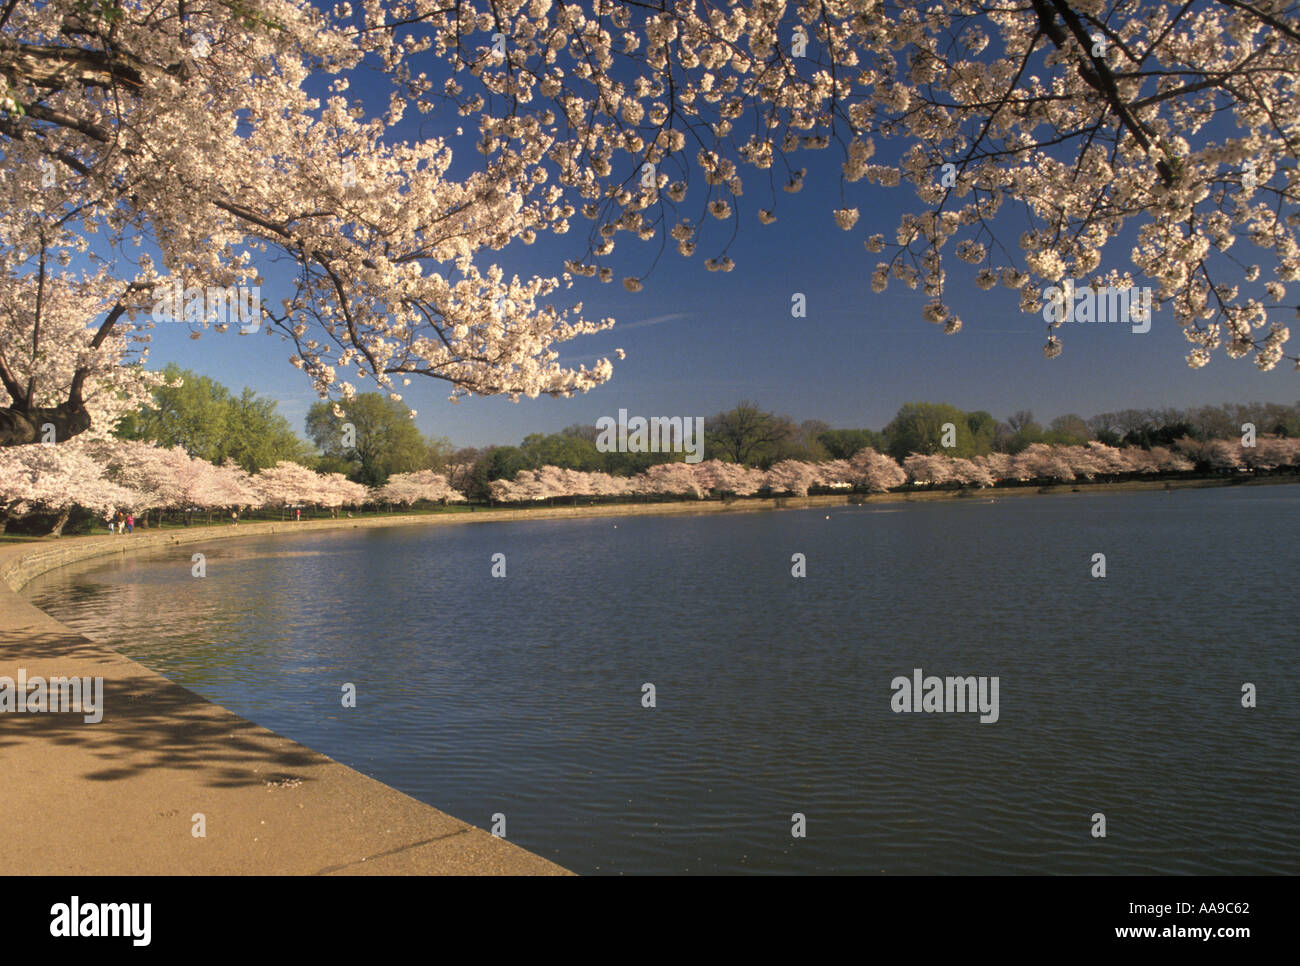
[295,507,301,522]
[126,513,134,534]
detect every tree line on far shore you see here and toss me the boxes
[4,366,1298,535]
[116,367,1300,492]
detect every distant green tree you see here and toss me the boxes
[484,445,528,481]
[117,363,230,461]
[772,419,831,463]
[817,428,886,460]
[1237,401,1300,439]
[606,448,677,475]
[459,444,538,501]
[561,423,600,443]
[221,388,313,472]
[117,365,309,471]
[1045,414,1092,446]
[423,435,456,472]
[1124,421,1196,448]
[963,411,997,454]
[518,431,603,471]
[1001,410,1045,453]
[305,393,428,486]
[551,421,651,474]
[884,402,986,459]
[705,401,796,467]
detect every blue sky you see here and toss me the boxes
[131,11,1299,449]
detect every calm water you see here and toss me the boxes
[24,486,1300,874]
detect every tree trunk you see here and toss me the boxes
[0,400,92,447]
[48,506,71,537]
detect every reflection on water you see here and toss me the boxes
[24,486,1300,874]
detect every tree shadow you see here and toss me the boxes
[0,623,324,789]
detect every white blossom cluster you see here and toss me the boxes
[6,435,1295,527]
[483,437,1300,502]
[360,0,1300,369]
[1,0,623,449]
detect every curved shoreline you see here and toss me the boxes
[0,527,572,875]
[2,473,1293,876]
[4,474,1296,588]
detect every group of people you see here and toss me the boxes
[106,510,135,534]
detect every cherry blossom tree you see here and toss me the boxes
[0,0,620,447]
[488,467,555,502]
[0,440,138,534]
[903,453,956,486]
[253,461,331,517]
[689,459,766,496]
[689,459,732,494]
[1176,436,1244,470]
[585,469,634,497]
[1148,445,1194,473]
[162,448,251,521]
[536,464,579,498]
[814,459,854,489]
[177,459,266,521]
[764,459,819,497]
[95,439,188,525]
[1261,437,1300,469]
[377,469,467,505]
[848,448,907,492]
[976,452,1017,483]
[1013,443,1077,482]
[950,457,994,488]
[426,437,1291,508]
[8,0,1298,453]
[373,0,1300,370]
[638,462,705,498]
[100,443,256,523]
[1122,447,1156,474]
[1054,445,1100,480]
[542,466,621,498]
[1082,443,1135,477]
[212,461,265,512]
[1236,435,1300,472]
[0,258,169,445]
[316,472,372,513]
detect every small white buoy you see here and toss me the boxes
[825,515,830,519]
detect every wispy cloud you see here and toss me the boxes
[614,312,690,331]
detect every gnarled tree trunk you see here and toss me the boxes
[0,401,92,447]
[47,507,71,537]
